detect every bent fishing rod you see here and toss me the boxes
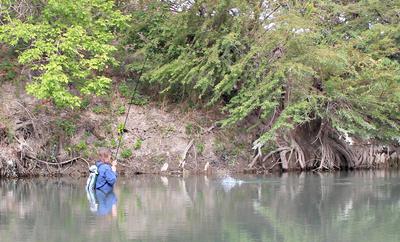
[113,56,148,163]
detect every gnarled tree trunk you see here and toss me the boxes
[251,119,400,172]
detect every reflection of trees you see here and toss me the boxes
[1,172,400,242]
[0,178,113,242]
[252,171,400,242]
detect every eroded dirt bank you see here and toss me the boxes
[0,82,253,178]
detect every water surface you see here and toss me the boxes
[1,171,400,242]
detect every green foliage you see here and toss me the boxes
[67,140,88,155]
[55,119,76,137]
[0,59,16,82]
[75,140,88,151]
[120,148,132,159]
[195,142,205,155]
[92,105,106,114]
[0,0,129,108]
[117,123,125,134]
[118,82,149,105]
[185,123,201,136]
[117,105,126,115]
[118,83,131,98]
[129,93,149,106]
[109,138,118,149]
[93,139,107,148]
[127,0,400,147]
[133,138,142,150]
[80,98,90,110]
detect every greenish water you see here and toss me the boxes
[1,171,400,242]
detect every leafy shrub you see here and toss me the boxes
[92,105,106,114]
[185,123,201,136]
[76,140,88,151]
[109,139,118,148]
[133,138,142,150]
[0,0,129,107]
[121,148,132,159]
[129,93,149,106]
[118,83,131,98]
[117,105,126,115]
[56,119,76,137]
[196,142,205,155]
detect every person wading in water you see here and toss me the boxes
[95,148,118,193]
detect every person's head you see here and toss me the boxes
[98,148,111,164]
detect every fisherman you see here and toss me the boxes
[95,148,118,193]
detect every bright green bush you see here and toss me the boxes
[0,0,129,108]
[121,148,132,159]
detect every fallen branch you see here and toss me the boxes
[78,157,90,167]
[27,155,79,166]
[248,147,262,168]
[201,124,216,134]
[15,101,39,139]
[179,139,194,168]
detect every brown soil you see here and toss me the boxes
[0,82,253,178]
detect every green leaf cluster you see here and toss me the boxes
[0,0,129,108]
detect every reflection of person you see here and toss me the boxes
[95,148,118,194]
[96,189,117,216]
[86,187,98,213]
[86,188,117,216]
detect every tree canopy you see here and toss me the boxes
[126,0,400,148]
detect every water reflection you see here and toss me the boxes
[86,188,117,216]
[1,171,400,242]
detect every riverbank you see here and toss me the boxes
[1,78,399,178]
[0,81,254,178]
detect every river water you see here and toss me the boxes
[1,171,400,242]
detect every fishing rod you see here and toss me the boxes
[113,56,148,163]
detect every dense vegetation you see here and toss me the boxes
[1,0,399,171]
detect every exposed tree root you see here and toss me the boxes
[251,120,400,172]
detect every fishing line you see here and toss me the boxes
[114,56,148,161]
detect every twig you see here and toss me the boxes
[201,124,216,134]
[264,4,281,21]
